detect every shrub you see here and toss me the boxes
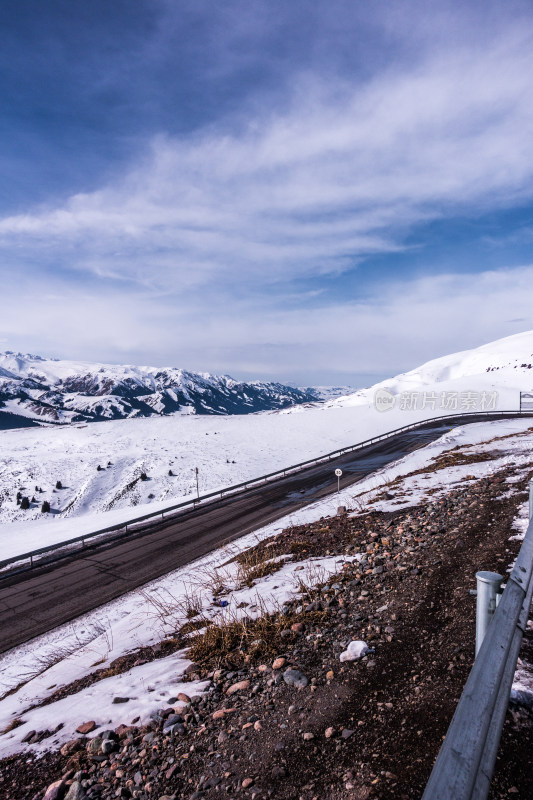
[140,472,148,481]
[20,496,30,510]
[55,480,63,490]
[168,469,174,476]
[41,500,51,513]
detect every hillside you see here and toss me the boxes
[0,352,319,426]
[328,330,533,411]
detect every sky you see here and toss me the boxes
[1,0,533,385]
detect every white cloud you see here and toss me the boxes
[1,19,533,295]
[2,264,532,382]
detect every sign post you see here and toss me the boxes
[335,468,342,493]
[195,467,199,499]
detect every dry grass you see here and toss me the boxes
[187,603,325,668]
[0,717,25,735]
[235,548,287,587]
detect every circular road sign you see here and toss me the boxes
[335,468,343,477]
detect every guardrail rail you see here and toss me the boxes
[422,481,533,799]
[1,409,530,581]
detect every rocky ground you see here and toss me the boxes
[2,464,533,800]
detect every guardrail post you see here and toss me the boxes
[475,571,503,656]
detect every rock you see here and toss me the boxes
[177,692,191,702]
[303,732,314,741]
[101,739,117,754]
[271,765,287,779]
[339,640,369,662]
[76,721,96,734]
[341,728,355,739]
[242,778,254,789]
[218,731,228,744]
[324,726,335,738]
[64,782,84,800]
[43,780,66,800]
[21,729,36,743]
[60,739,83,757]
[337,506,347,515]
[272,657,286,670]
[226,679,250,695]
[326,670,334,680]
[167,723,186,736]
[87,737,103,755]
[283,669,309,689]
[253,720,262,731]
[112,696,130,704]
[291,622,304,633]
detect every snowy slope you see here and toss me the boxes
[327,330,533,411]
[0,352,319,425]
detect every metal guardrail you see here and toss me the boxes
[422,482,533,799]
[0,409,530,580]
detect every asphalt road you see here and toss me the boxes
[0,414,520,654]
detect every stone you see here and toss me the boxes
[101,739,117,755]
[177,692,191,702]
[112,697,130,704]
[303,732,314,741]
[271,765,287,779]
[324,726,335,738]
[272,657,286,670]
[226,679,250,695]
[291,622,304,633]
[326,670,334,680]
[64,782,84,800]
[87,738,103,755]
[283,669,309,689]
[60,739,83,757]
[43,780,65,800]
[339,641,369,662]
[76,721,96,734]
[242,778,254,789]
[253,720,262,731]
[341,728,355,739]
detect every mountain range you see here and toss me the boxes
[0,352,319,427]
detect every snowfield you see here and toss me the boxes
[1,329,533,556]
[1,415,533,758]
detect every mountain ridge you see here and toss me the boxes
[0,351,319,425]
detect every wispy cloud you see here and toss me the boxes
[1,2,533,379]
[2,17,533,294]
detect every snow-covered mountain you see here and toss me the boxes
[0,352,319,426]
[326,330,533,412]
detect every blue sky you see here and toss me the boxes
[1,0,533,384]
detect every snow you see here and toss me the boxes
[326,329,533,412]
[1,330,533,550]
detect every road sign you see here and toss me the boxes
[335,468,342,477]
[335,468,342,493]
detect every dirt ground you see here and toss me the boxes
[1,465,533,800]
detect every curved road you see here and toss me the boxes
[0,414,523,653]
